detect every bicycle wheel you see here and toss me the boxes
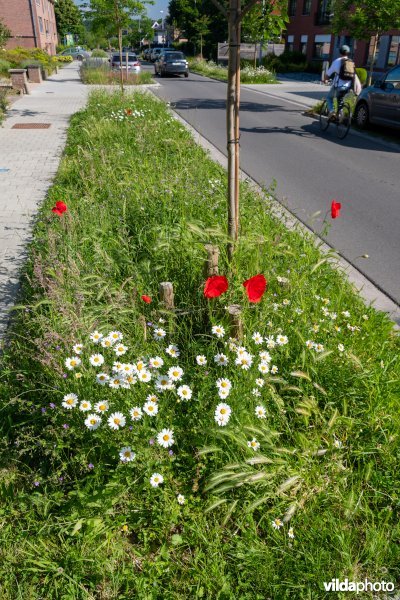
[336,103,352,139]
[319,100,330,132]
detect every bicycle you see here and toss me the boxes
[319,95,352,140]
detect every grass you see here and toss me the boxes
[189,58,277,84]
[0,89,399,599]
[80,64,153,85]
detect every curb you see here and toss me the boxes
[157,97,400,327]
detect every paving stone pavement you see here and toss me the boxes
[0,62,88,338]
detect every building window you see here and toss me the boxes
[387,36,400,67]
[300,35,308,54]
[38,17,44,33]
[286,35,294,53]
[313,34,331,59]
[45,20,49,34]
[367,36,380,66]
[302,0,311,15]
[288,0,297,16]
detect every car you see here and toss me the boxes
[110,53,141,73]
[155,51,189,78]
[354,65,400,130]
[150,48,163,62]
[57,47,91,61]
[142,48,151,61]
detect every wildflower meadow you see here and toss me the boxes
[0,90,399,599]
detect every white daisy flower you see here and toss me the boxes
[305,340,314,349]
[342,310,350,318]
[211,325,225,338]
[282,299,290,306]
[133,360,147,374]
[288,528,295,539]
[90,331,103,343]
[109,377,122,389]
[214,353,228,366]
[157,428,174,448]
[129,406,143,421]
[265,336,276,349]
[218,388,230,399]
[119,446,136,463]
[215,402,231,419]
[109,331,123,343]
[272,518,283,530]
[101,336,114,349]
[153,328,166,340]
[294,308,303,315]
[255,405,266,419]
[146,394,159,403]
[155,375,174,392]
[216,378,232,391]
[114,344,128,356]
[143,400,158,416]
[168,366,184,381]
[247,438,260,451]
[276,335,288,346]
[177,385,192,401]
[120,363,134,375]
[338,343,345,352]
[196,355,207,366]
[333,438,343,449]
[252,332,263,345]
[314,343,324,353]
[177,494,185,505]
[166,344,180,357]
[137,370,152,383]
[258,362,269,374]
[311,324,320,333]
[236,346,248,357]
[252,388,261,397]
[255,378,265,387]
[259,351,271,362]
[94,400,109,414]
[96,373,109,386]
[277,276,289,284]
[150,473,164,488]
[215,413,230,426]
[112,361,123,373]
[65,356,81,370]
[270,365,279,374]
[62,393,78,409]
[149,356,164,369]
[322,298,330,305]
[120,378,131,389]
[235,352,253,370]
[84,413,101,430]
[330,312,338,320]
[108,412,126,430]
[79,400,91,412]
[89,353,104,367]
[73,344,83,355]
[124,374,137,386]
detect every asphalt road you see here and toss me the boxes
[146,66,400,305]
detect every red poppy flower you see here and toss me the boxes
[141,295,152,304]
[125,108,133,116]
[243,274,267,303]
[52,201,67,215]
[331,200,341,219]
[204,275,229,298]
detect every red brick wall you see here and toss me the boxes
[0,0,58,54]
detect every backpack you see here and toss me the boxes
[339,57,356,81]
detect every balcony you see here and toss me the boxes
[314,10,332,25]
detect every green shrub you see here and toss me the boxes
[0,58,11,77]
[91,49,108,58]
[55,55,73,63]
[356,67,367,85]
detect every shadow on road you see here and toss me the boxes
[171,97,298,114]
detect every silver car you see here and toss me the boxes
[354,65,400,130]
[57,47,91,61]
[155,51,189,78]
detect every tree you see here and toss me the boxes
[193,15,211,59]
[242,0,288,66]
[331,0,400,85]
[55,0,84,39]
[0,19,11,49]
[87,0,152,90]
[127,16,154,49]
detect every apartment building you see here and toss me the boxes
[0,0,58,55]
[284,0,400,71]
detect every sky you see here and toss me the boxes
[73,0,170,21]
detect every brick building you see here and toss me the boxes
[284,0,400,72]
[0,0,58,55]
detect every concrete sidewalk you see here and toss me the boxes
[0,62,88,338]
[242,77,329,109]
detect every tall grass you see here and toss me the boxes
[0,89,398,599]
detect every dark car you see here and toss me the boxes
[155,51,188,78]
[354,65,400,130]
[110,53,141,73]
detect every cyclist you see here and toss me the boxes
[325,45,354,119]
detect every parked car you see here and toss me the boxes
[150,48,163,62]
[142,48,151,61]
[57,47,91,61]
[354,65,400,130]
[110,53,141,73]
[155,51,189,78]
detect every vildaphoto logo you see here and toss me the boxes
[323,578,395,593]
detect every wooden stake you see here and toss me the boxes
[138,315,147,341]
[159,282,175,310]
[227,304,243,340]
[204,244,220,277]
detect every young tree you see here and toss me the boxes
[88,0,152,90]
[242,0,288,67]
[0,19,11,49]
[54,0,85,40]
[193,15,211,59]
[331,0,400,85]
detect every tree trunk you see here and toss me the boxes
[226,0,241,260]
[200,33,203,60]
[367,33,379,87]
[118,27,124,92]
